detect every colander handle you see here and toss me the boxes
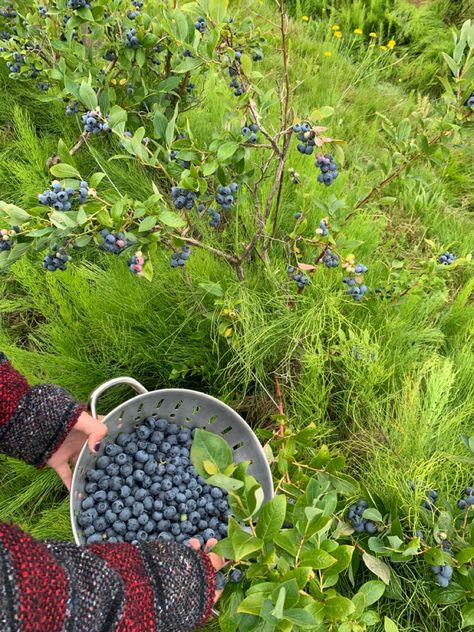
[88,377,148,419]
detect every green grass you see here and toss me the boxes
[0,0,473,630]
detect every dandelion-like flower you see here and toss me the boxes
[302,15,309,22]
[380,45,388,51]
[354,28,363,35]
[324,51,332,57]
[332,24,340,30]
[387,39,396,49]
[369,32,377,38]
[334,30,342,38]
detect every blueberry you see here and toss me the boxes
[111,500,124,514]
[203,528,215,541]
[84,525,95,538]
[81,496,95,510]
[87,533,103,544]
[158,532,173,542]
[211,488,223,499]
[93,517,107,532]
[215,572,225,590]
[230,569,243,583]
[116,432,130,446]
[436,575,449,588]
[157,519,171,532]
[85,482,98,494]
[119,508,132,522]
[125,442,138,455]
[97,477,111,491]
[105,444,121,457]
[115,453,128,466]
[127,518,139,532]
[137,514,149,526]
[132,502,144,517]
[96,456,110,469]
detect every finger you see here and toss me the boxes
[75,412,108,453]
[205,538,218,553]
[209,552,227,572]
[213,589,223,604]
[53,461,73,491]
[187,538,201,551]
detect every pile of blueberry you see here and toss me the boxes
[99,229,132,254]
[347,499,377,534]
[0,228,13,251]
[125,28,139,49]
[0,3,16,18]
[6,52,24,74]
[216,183,238,210]
[317,219,329,237]
[171,187,197,210]
[42,244,68,272]
[194,17,206,33]
[457,486,474,510]
[323,248,339,268]
[293,123,316,155]
[421,488,438,512]
[38,5,48,17]
[66,100,79,116]
[67,0,92,9]
[38,180,84,211]
[343,263,368,301]
[81,110,110,135]
[431,564,453,588]
[287,266,310,290]
[77,417,230,545]
[128,252,144,274]
[241,123,259,144]
[170,244,191,268]
[465,90,474,108]
[438,251,456,265]
[316,153,339,187]
[207,208,221,228]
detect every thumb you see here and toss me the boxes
[75,411,108,453]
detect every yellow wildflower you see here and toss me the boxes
[387,39,396,49]
[119,78,128,86]
[368,43,375,48]
[332,24,340,30]
[324,51,332,57]
[334,30,342,38]
[302,15,309,22]
[369,32,377,38]
[380,45,388,51]
[354,28,363,35]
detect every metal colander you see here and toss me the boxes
[70,377,274,545]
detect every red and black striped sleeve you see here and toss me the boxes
[0,522,216,631]
[0,352,85,467]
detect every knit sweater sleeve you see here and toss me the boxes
[0,521,216,632]
[0,352,85,467]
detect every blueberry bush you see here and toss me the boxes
[0,1,473,631]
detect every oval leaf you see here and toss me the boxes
[256,495,287,541]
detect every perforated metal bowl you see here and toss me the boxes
[70,377,274,545]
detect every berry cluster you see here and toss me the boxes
[293,122,315,155]
[0,228,13,251]
[228,55,246,96]
[67,0,92,9]
[127,9,140,19]
[38,180,86,211]
[194,17,206,33]
[216,183,238,210]
[431,564,453,588]
[42,244,68,272]
[241,123,259,144]
[347,499,377,534]
[38,81,49,91]
[6,52,24,74]
[323,248,339,268]
[128,252,144,274]
[0,4,16,18]
[457,486,474,510]
[99,229,132,254]
[207,208,221,228]
[81,110,109,134]
[438,251,456,265]
[287,266,310,290]
[170,244,191,268]
[125,28,139,48]
[422,488,438,512]
[252,49,263,62]
[183,49,193,58]
[316,153,339,186]
[171,187,197,210]
[465,90,474,108]
[77,417,229,545]
[66,100,79,116]
[317,219,329,237]
[343,263,368,301]
[38,5,48,17]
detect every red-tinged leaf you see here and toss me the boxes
[320,136,333,143]
[297,263,317,271]
[314,126,328,132]
[315,137,324,147]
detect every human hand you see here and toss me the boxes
[47,410,108,490]
[187,537,227,603]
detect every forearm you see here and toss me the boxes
[0,521,215,631]
[0,352,84,466]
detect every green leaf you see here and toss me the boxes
[207,0,229,22]
[231,528,263,561]
[456,547,474,565]
[158,210,186,228]
[165,104,179,148]
[271,587,286,620]
[362,508,383,523]
[138,216,157,232]
[198,281,223,297]
[90,172,106,188]
[79,81,98,110]
[203,460,218,475]
[325,545,354,576]
[0,202,31,224]
[108,105,128,128]
[384,616,399,632]
[299,549,336,570]
[324,596,356,622]
[461,603,474,629]
[272,579,299,609]
[274,529,300,556]
[283,608,317,628]
[217,141,239,162]
[256,495,286,542]
[430,583,466,605]
[173,58,203,73]
[50,163,81,179]
[357,580,386,606]
[362,552,391,585]
[202,160,218,177]
[206,473,244,492]
[191,428,233,477]
[237,592,266,616]
[153,111,168,140]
